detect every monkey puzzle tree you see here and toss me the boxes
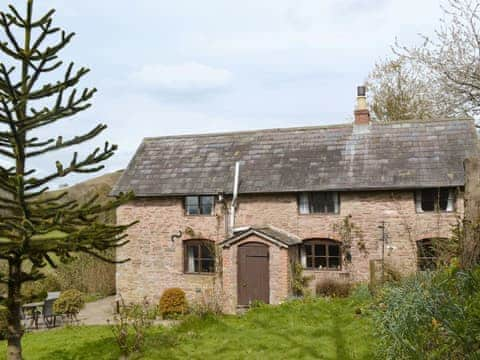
[0,1,134,359]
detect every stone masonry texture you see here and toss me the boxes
[116,190,462,313]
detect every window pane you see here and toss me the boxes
[324,193,335,213]
[200,196,214,215]
[314,257,327,269]
[315,244,326,256]
[201,259,215,273]
[187,244,199,258]
[305,244,312,256]
[310,193,326,213]
[329,244,340,257]
[421,189,435,211]
[329,256,340,269]
[306,257,313,268]
[201,244,214,259]
[438,188,449,210]
[194,259,200,273]
[417,239,437,271]
[186,245,196,272]
[299,193,310,214]
[309,192,336,213]
[186,196,200,215]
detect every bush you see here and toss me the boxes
[53,289,85,317]
[0,305,7,340]
[350,283,373,303]
[190,287,223,318]
[55,251,116,297]
[110,297,156,359]
[316,280,352,298]
[21,274,61,303]
[159,288,188,318]
[373,266,480,359]
[291,261,313,297]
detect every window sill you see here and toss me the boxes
[183,272,216,276]
[415,210,456,214]
[303,268,343,272]
[298,213,340,217]
[184,214,216,217]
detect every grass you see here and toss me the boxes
[0,297,374,360]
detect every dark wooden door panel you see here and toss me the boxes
[238,243,269,305]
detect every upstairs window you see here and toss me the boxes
[415,188,455,213]
[298,192,339,214]
[185,196,214,215]
[417,239,437,271]
[301,239,342,270]
[184,240,215,273]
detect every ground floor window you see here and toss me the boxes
[184,240,215,273]
[417,239,437,271]
[301,239,341,270]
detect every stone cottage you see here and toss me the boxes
[111,88,478,313]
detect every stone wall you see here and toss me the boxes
[116,190,462,309]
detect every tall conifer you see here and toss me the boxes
[0,2,134,358]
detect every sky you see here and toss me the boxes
[2,0,445,187]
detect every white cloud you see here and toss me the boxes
[129,62,233,93]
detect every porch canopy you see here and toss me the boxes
[220,226,301,248]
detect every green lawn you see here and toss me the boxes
[0,298,374,360]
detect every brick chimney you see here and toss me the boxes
[354,85,370,125]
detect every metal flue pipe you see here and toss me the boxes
[229,161,240,234]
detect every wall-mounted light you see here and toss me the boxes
[171,230,182,243]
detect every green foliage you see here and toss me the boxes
[20,275,60,303]
[53,289,85,316]
[290,261,313,297]
[189,287,224,318]
[350,284,373,303]
[0,297,374,359]
[0,0,134,354]
[316,280,353,298]
[55,251,115,297]
[159,288,188,319]
[110,298,156,359]
[373,266,480,359]
[0,306,7,340]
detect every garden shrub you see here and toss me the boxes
[159,288,188,318]
[190,287,224,318]
[55,251,116,297]
[373,266,480,359]
[316,280,352,298]
[0,305,7,340]
[21,274,61,303]
[53,289,85,317]
[291,261,313,297]
[350,283,373,303]
[110,297,156,359]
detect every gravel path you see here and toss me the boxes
[77,296,117,326]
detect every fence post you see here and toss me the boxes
[463,157,480,269]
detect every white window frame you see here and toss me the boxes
[415,188,456,213]
[185,195,215,216]
[298,192,340,215]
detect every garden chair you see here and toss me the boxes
[42,298,61,328]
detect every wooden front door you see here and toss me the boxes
[238,242,269,305]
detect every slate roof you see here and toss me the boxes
[220,226,302,248]
[111,119,478,197]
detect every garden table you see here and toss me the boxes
[22,301,43,329]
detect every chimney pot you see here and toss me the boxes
[354,85,370,125]
[357,86,366,97]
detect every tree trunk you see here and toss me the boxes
[6,260,23,360]
[462,157,480,269]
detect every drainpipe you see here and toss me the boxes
[229,161,240,235]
